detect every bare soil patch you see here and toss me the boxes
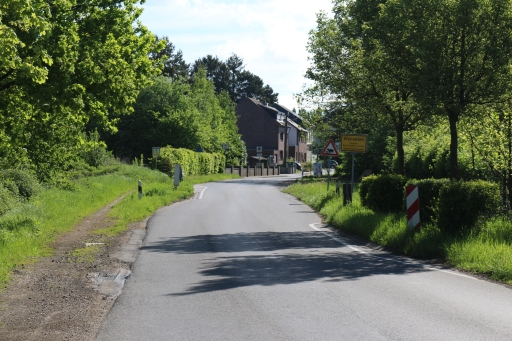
[0,196,147,341]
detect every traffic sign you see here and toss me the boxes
[152,147,160,157]
[341,134,368,153]
[320,140,339,157]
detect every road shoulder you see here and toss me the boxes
[0,195,147,341]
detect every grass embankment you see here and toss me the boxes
[284,179,512,285]
[0,165,238,287]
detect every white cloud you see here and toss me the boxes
[139,0,333,107]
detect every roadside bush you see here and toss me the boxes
[0,186,19,216]
[334,165,348,177]
[0,169,42,201]
[302,161,313,172]
[406,178,451,223]
[359,174,407,213]
[437,180,501,234]
[157,147,226,177]
[79,130,113,168]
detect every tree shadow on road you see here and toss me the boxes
[166,252,430,296]
[140,231,432,296]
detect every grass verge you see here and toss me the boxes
[284,179,512,285]
[0,165,238,288]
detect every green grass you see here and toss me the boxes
[285,180,512,284]
[0,164,239,288]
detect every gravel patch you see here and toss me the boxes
[0,196,148,341]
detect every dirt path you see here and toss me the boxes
[0,196,148,341]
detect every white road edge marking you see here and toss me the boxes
[309,223,475,280]
[198,186,207,200]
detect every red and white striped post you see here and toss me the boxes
[406,185,420,230]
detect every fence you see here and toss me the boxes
[224,165,281,177]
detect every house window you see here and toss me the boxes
[280,131,284,141]
[280,151,283,160]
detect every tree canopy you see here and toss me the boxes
[367,0,512,178]
[0,0,162,180]
[149,36,190,80]
[106,72,246,165]
[304,0,512,179]
[192,54,278,104]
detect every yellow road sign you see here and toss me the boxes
[340,134,368,153]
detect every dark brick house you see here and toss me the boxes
[236,97,308,166]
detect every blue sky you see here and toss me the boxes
[139,0,334,108]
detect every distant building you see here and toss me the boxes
[236,97,308,166]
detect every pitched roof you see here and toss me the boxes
[272,103,302,123]
[244,97,306,132]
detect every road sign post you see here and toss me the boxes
[174,164,182,188]
[152,147,161,170]
[340,134,368,195]
[320,140,339,191]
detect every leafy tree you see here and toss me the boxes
[304,2,427,175]
[368,0,512,179]
[106,76,201,159]
[0,0,162,180]
[107,73,246,164]
[461,104,512,205]
[149,36,190,79]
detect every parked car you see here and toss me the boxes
[293,161,302,170]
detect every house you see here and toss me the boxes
[236,97,308,167]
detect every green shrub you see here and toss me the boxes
[0,169,42,201]
[79,130,113,167]
[437,180,501,234]
[406,178,451,223]
[157,147,226,177]
[334,165,348,177]
[63,160,95,179]
[0,186,19,216]
[359,174,407,213]
[83,145,112,167]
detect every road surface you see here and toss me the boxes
[96,175,512,340]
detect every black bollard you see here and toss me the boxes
[343,183,352,205]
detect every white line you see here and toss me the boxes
[198,187,207,200]
[309,223,475,280]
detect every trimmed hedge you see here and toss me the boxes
[360,175,501,234]
[406,178,451,223]
[359,174,407,213]
[437,180,501,234]
[157,147,226,177]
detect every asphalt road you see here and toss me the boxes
[96,175,512,341]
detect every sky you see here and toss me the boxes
[139,0,334,108]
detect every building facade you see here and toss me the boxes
[236,97,308,166]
